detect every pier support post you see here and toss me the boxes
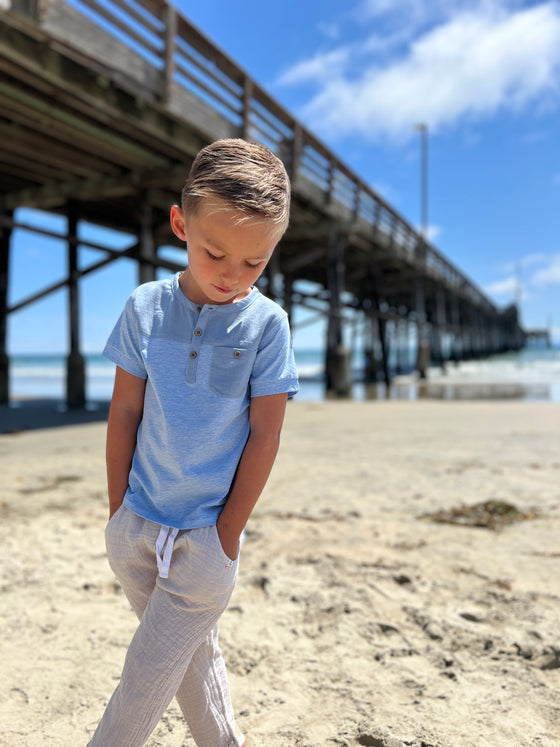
[266,248,281,302]
[377,316,391,388]
[414,238,430,378]
[451,296,461,364]
[363,309,378,383]
[0,210,12,404]
[396,318,408,374]
[463,320,473,360]
[415,274,430,378]
[470,308,480,358]
[66,205,86,408]
[363,267,391,387]
[325,228,351,397]
[490,319,500,355]
[434,286,447,370]
[283,273,294,327]
[429,324,441,368]
[138,192,157,285]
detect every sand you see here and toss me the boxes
[0,400,559,747]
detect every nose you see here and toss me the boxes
[220,262,240,285]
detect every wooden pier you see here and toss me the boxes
[524,329,552,349]
[0,0,525,404]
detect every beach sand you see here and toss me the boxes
[0,400,559,747]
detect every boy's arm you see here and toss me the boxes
[217,392,288,559]
[106,366,146,519]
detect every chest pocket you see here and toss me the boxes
[209,347,257,399]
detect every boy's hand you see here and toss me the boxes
[216,393,288,562]
[108,502,123,520]
[216,516,240,561]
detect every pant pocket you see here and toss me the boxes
[104,505,136,578]
[211,524,239,564]
[105,503,124,530]
[160,527,238,611]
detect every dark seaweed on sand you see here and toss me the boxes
[420,500,536,530]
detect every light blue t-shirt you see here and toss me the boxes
[103,273,299,529]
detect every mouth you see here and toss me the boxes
[213,285,234,295]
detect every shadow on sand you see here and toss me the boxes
[0,399,110,434]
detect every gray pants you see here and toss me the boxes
[88,506,245,747]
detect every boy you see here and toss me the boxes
[88,139,298,746]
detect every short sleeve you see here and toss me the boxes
[250,315,299,398]
[102,294,148,379]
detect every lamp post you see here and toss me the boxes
[414,122,428,240]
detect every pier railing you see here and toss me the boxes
[12,0,494,312]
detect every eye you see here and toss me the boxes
[245,261,263,269]
[206,250,223,261]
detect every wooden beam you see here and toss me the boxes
[0,81,171,168]
[3,161,188,212]
[281,245,326,274]
[4,170,152,211]
[0,148,78,183]
[162,2,177,102]
[0,119,122,179]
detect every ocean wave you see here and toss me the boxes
[7,348,560,402]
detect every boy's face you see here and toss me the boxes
[170,200,279,305]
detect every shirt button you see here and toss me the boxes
[196,306,202,312]
[189,351,197,359]
[234,350,242,358]
[194,328,202,337]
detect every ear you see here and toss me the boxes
[170,205,187,242]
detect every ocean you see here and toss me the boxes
[7,346,560,404]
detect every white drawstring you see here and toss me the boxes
[155,525,179,578]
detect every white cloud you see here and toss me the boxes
[318,21,341,41]
[356,0,436,24]
[361,24,422,57]
[530,253,560,286]
[415,224,442,243]
[356,0,528,25]
[428,224,442,243]
[499,252,550,274]
[484,275,518,296]
[276,47,350,86]
[486,276,532,303]
[487,251,560,302]
[279,2,560,141]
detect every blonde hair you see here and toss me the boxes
[181,139,291,236]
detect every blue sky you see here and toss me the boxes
[8,0,560,353]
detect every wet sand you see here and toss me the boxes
[0,400,559,746]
